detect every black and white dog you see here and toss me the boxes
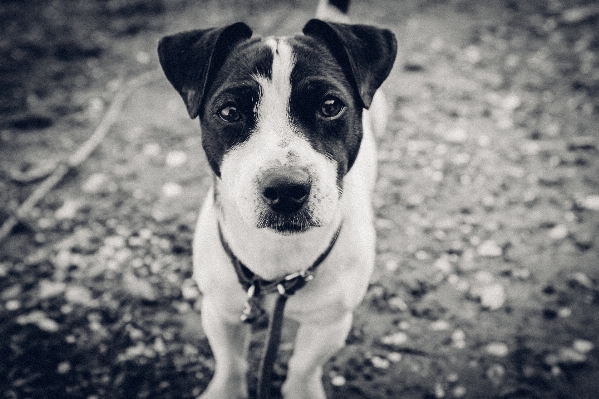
[158,0,396,397]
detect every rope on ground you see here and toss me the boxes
[0,70,162,244]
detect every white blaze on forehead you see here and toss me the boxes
[254,37,295,142]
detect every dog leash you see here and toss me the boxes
[218,222,343,399]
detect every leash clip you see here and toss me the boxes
[240,283,265,324]
[277,270,314,296]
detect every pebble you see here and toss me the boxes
[430,320,450,331]
[452,386,467,398]
[388,296,409,312]
[330,375,346,387]
[486,364,506,386]
[445,128,468,143]
[573,339,594,354]
[65,285,95,307]
[581,195,599,211]
[480,283,506,310]
[82,173,110,194]
[55,199,82,220]
[452,329,466,349]
[162,182,183,197]
[181,278,200,300]
[165,150,188,167]
[123,272,158,302]
[17,311,60,332]
[57,361,71,374]
[371,355,390,369]
[485,342,509,357]
[381,331,409,347]
[477,240,503,258]
[143,142,161,157]
[38,280,67,299]
[387,352,403,362]
[548,224,569,240]
[545,347,587,366]
[434,257,453,274]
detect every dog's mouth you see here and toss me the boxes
[257,208,321,235]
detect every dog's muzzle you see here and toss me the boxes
[257,167,318,233]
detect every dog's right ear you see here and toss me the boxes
[157,22,252,119]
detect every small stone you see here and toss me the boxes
[123,272,158,302]
[381,331,409,347]
[430,320,451,331]
[181,279,200,300]
[570,272,593,289]
[388,296,409,312]
[162,182,183,197]
[330,375,346,387]
[452,385,467,398]
[557,347,587,365]
[464,45,481,64]
[415,250,430,260]
[143,143,161,157]
[434,257,453,274]
[136,51,150,64]
[480,283,506,310]
[371,356,390,369]
[57,361,71,374]
[445,128,468,143]
[55,199,82,220]
[387,352,402,362]
[452,329,466,349]
[5,299,21,311]
[165,150,188,167]
[485,342,509,357]
[573,339,594,354]
[434,383,446,398]
[65,286,95,307]
[38,280,66,299]
[82,173,109,194]
[501,93,521,111]
[477,240,503,258]
[17,311,60,332]
[486,364,505,386]
[558,307,572,318]
[581,195,599,211]
[548,224,569,240]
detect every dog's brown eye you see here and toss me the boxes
[319,97,344,118]
[218,105,241,122]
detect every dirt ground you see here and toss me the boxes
[1,0,599,398]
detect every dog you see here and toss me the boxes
[157,0,396,398]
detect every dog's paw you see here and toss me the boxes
[197,381,248,399]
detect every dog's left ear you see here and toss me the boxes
[158,22,253,119]
[303,19,397,109]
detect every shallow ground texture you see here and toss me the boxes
[1,0,599,398]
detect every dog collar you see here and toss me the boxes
[217,221,343,323]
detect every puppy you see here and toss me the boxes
[158,0,396,398]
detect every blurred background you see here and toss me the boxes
[1,0,599,398]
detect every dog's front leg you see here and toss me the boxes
[199,295,250,399]
[282,312,353,399]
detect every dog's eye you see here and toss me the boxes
[218,104,241,122]
[319,97,345,118]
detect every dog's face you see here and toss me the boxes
[158,20,397,235]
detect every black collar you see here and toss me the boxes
[218,221,343,297]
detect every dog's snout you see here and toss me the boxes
[260,168,311,214]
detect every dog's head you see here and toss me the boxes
[158,20,396,235]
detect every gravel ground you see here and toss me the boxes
[1,0,599,398]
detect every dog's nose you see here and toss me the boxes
[260,168,311,214]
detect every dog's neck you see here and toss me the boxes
[214,182,344,280]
